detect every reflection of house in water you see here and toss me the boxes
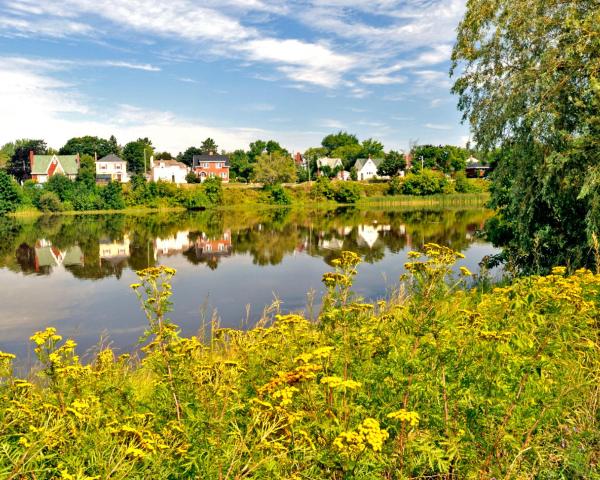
[99,235,130,266]
[185,230,232,269]
[34,239,84,272]
[319,238,344,250]
[357,224,392,249]
[155,231,192,257]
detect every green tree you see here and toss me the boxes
[45,174,75,202]
[228,150,253,180]
[378,151,406,177]
[321,131,359,154]
[360,138,384,158]
[59,136,119,158]
[155,151,173,160]
[200,138,218,155]
[8,139,47,182]
[123,138,154,174]
[76,154,96,187]
[0,171,22,214]
[451,0,600,272]
[202,176,223,205]
[252,151,297,185]
[411,145,467,174]
[248,140,288,163]
[37,191,62,212]
[330,144,363,169]
[101,181,125,210]
[177,146,203,167]
[0,142,15,169]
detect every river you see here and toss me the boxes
[0,207,498,358]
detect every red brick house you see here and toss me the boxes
[192,154,230,183]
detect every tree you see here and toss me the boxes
[228,150,252,180]
[101,181,125,210]
[321,131,359,154]
[378,151,406,177]
[60,136,120,158]
[248,140,288,163]
[411,145,467,174]
[0,171,21,214]
[202,176,223,205]
[178,146,202,167]
[330,144,363,169]
[75,154,97,187]
[361,138,384,158]
[8,139,47,182]
[200,138,218,155]
[252,151,297,185]
[123,138,154,174]
[185,172,200,184]
[451,0,599,273]
[155,151,173,160]
[0,142,15,169]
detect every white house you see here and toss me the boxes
[96,154,129,183]
[317,157,343,171]
[150,158,188,184]
[354,157,384,181]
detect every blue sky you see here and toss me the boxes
[0,0,470,154]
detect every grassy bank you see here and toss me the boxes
[357,192,490,208]
[0,246,598,479]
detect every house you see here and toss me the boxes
[29,151,79,183]
[96,154,130,183]
[294,152,306,167]
[465,156,490,178]
[192,154,230,183]
[99,235,130,264]
[150,158,189,184]
[354,156,384,181]
[155,231,192,257]
[317,157,343,173]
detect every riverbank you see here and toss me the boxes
[0,246,597,478]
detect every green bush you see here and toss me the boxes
[100,181,125,210]
[334,182,361,203]
[37,191,63,212]
[311,176,336,200]
[387,176,403,195]
[400,169,450,195]
[0,171,22,214]
[185,172,200,184]
[263,183,291,205]
[202,176,223,205]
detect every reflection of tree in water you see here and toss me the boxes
[0,207,493,278]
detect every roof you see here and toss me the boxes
[317,157,343,169]
[354,157,383,171]
[154,159,188,169]
[97,154,125,163]
[192,154,230,167]
[31,154,79,175]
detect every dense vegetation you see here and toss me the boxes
[452,0,600,273]
[0,246,598,478]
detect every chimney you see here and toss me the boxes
[29,150,34,171]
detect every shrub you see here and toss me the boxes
[44,174,75,202]
[202,176,223,205]
[37,191,62,212]
[387,176,403,195]
[312,176,336,200]
[185,172,200,184]
[0,171,22,214]
[263,183,291,205]
[401,169,450,195]
[100,181,125,210]
[334,182,361,203]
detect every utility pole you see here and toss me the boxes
[144,149,147,174]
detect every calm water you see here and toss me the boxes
[0,207,497,357]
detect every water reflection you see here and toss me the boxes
[0,207,495,355]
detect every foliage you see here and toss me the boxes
[59,135,120,157]
[200,138,218,155]
[123,138,154,174]
[177,146,203,167]
[454,171,482,194]
[100,181,126,210]
[248,140,288,163]
[76,154,96,187]
[154,151,173,160]
[377,151,406,177]
[451,0,600,273]
[7,139,47,182]
[252,151,297,185]
[311,176,336,200]
[360,138,384,158]
[185,172,200,184]
[0,142,15,169]
[202,176,223,205]
[349,167,357,181]
[263,183,292,205]
[321,131,359,153]
[1,250,599,478]
[334,182,361,204]
[398,170,451,196]
[227,149,253,181]
[411,145,468,173]
[37,191,62,212]
[0,171,22,214]
[330,144,363,169]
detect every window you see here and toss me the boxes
[221,172,227,178]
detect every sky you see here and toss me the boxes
[0,0,471,155]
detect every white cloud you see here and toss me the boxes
[97,61,161,72]
[319,118,346,129]
[424,123,453,130]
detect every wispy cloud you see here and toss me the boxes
[424,123,452,130]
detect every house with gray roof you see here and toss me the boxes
[354,156,384,181]
[30,152,79,183]
[96,154,129,183]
